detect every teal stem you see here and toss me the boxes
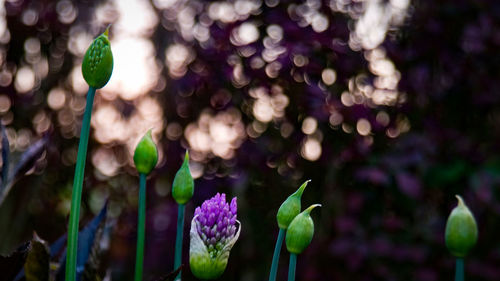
[134,173,147,281]
[455,258,464,281]
[288,253,297,281]
[174,203,186,280]
[65,87,96,281]
[269,228,285,281]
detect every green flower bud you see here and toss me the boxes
[285,204,321,254]
[445,195,478,258]
[172,150,194,204]
[276,180,310,229]
[82,27,113,89]
[133,130,158,175]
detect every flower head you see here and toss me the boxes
[190,193,240,280]
[82,27,113,89]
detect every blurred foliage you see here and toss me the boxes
[0,0,499,280]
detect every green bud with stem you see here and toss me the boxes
[172,150,194,204]
[445,195,478,258]
[82,27,113,89]
[276,180,310,229]
[286,204,321,255]
[133,130,158,175]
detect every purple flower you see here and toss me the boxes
[194,193,238,258]
[190,193,240,279]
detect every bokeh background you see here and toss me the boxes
[1,0,500,280]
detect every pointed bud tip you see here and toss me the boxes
[104,24,111,37]
[455,195,465,207]
[304,204,321,214]
[294,179,311,197]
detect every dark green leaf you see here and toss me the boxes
[24,234,50,281]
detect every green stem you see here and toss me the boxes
[65,87,96,281]
[174,203,186,280]
[134,173,147,281]
[288,253,297,281]
[455,258,464,281]
[269,228,285,281]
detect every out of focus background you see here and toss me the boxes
[0,0,499,280]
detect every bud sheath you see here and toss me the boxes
[276,180,310,229]
[172,151,194,204]
[133,130,158,175]
[445,195,478,258]
[285,204,321,255]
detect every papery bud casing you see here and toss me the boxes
[172,151,194,204]
[445,195,478,258]
[276,180,310,229]
[133,130,158,175]
[285,204,321,254]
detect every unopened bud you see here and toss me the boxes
[285,204,321,254]
[172,150,194,204]
[133,130,158,175]
[276,180,310,229]
[445,195,478,257]
[82,27,113,89]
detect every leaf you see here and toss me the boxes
[151,266,183,281]
[1,123,10,186]
[24,234,50,281]
[9,136,48,184]
[0,242,30,281]
[55,203,108,281]
[0,135,48,207]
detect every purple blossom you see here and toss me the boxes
[194,193,237,258]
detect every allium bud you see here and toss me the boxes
[133,130,158,175]
[445,195,478,258]
[172,151,194,204]
[276,180,310,229]
[189,193,240,280]
[285,204,321,255]
[82,27,113,89]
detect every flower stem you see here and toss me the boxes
[269,228,285,281]
[174,203,186,280]
[455,258,464,281]
[288,253,297,281]
[65,87,96,281]
[134,173,147,281]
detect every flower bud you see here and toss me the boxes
[133,130,158,175]
[285,204,321,255]
[190,193,240,279]
[276,180,310,229]
[172,151,194,204]
[445,195,478,258]
[82,27,113,89]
